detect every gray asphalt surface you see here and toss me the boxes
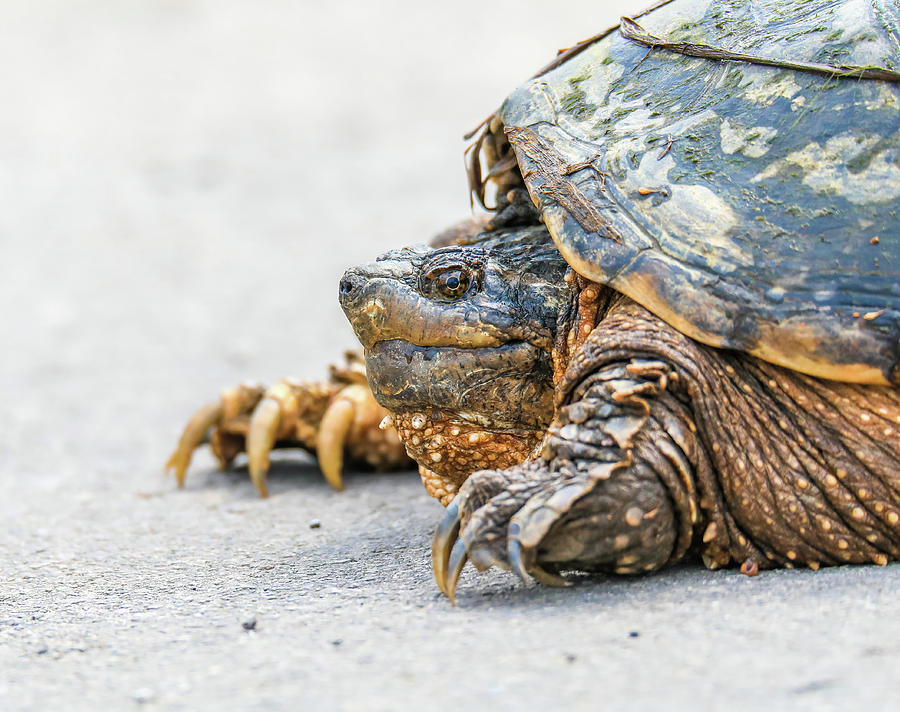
[2,1,899,710]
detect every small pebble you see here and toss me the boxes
[242,617,257,631]
[309,519,321,529]
[628,631,639,638]
[131,688,155,704]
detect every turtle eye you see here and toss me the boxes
[436,269,469,298]
[419,264,477,301]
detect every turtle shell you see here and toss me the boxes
[498,0,900,385]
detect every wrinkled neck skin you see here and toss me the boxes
[339,225,573,502]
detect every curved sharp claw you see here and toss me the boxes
[446,538,469,605]
[247,397,282,498]
[529,566,571,588]
[316,397,356,492]
[165,402,223,487]
[432,499,461,596]
[507,536,530,582]
[508,523,570,587]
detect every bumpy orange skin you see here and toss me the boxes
[388,410,543,505]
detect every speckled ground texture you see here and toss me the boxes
[2,1,899,710]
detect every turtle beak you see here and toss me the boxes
[338,268,386,350]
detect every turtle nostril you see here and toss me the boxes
[339,273,362,302]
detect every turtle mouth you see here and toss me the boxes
[363,338,554,430]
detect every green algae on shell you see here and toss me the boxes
[496,0,900,384]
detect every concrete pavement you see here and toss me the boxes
[2,2,898,709]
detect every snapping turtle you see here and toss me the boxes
[171,0,900,599]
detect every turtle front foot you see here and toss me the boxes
[432,459,678,601]
[435,461,638,601]
[166,352,411,497]
[432,462,574,601]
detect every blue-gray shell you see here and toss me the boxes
[499,0,900,384]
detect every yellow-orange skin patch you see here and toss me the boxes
[391,410,543,505]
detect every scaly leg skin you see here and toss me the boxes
[433,356,694,601]
[166,352,411,497]
[434,299,900,601]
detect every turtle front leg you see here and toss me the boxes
[166,352,411,497]
[433,358,703,600]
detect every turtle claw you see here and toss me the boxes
[431,497,477,602]
[246,396,282,498]
[165,401,224,487]
[507,522,571,587]
[431,495,569,601]
[507,528,529,582]
[315,392,362,492]
[446,538,469,605]
[429,465,587,597]
[166,359,411,497]
[527,565,571,588]
[432,499,461,596]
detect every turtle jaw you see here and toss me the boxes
[363,338,554,430]
[363,338,553,504]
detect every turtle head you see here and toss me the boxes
[338,225,571,501]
